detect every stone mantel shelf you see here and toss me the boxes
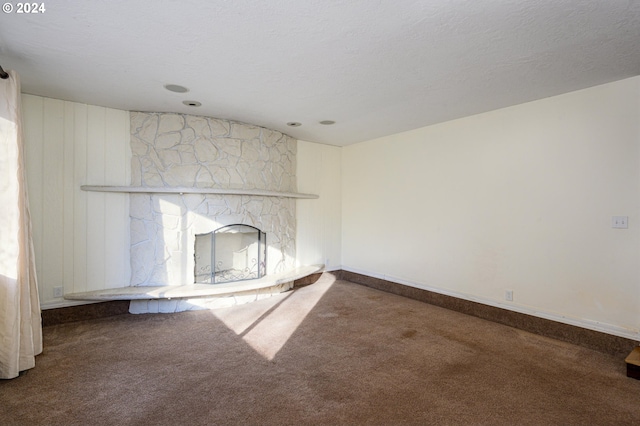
[64,264,324,301]
[81,185,319,199]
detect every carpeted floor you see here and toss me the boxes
[2,274,640,425]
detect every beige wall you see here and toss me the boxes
[342,77,640,339]
[22,95,130,308]
[296,141,342,270]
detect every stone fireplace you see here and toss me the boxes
[65,111,322,313]
[129,112,297,290]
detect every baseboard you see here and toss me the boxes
[337,268,639,358]
[41,300,131,327]
[40,299,104,310]
[324,264,343,272]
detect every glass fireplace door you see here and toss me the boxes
[194,224,266,284]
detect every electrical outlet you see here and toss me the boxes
[505,289,513,302]
[612,216,628,229]
[53,286,63,298]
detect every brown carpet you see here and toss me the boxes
[2,274,640,425]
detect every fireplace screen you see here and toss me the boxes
[194,224,266,284]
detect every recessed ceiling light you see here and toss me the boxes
[183,100,202,107]
[319,120,335,125]
[287,122,302,127]
[164,84,189,93]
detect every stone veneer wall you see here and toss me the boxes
[129,112,297,286]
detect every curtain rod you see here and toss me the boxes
[0,64,9,79]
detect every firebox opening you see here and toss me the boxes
[194,224,266,284]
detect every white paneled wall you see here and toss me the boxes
[296,141,342,270]
[22,95,131,309]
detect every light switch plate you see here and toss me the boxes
[612,216,628,229]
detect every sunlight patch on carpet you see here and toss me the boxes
[212,275,335,360]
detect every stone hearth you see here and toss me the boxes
[65,264,324,313]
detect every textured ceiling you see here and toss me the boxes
[1,0,639,146]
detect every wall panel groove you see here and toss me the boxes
[22,95,131,308]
